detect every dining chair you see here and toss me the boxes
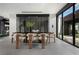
[11,32,16,43]
[11,32,26,49]
[16,33,26,49]
[48,32,55,43]
[19,33,26,43]
[27,33,33,49]
[32,33,38,41]
[39,33,49,49]
[33,33,40,43]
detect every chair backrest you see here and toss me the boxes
[18,33,26,40]
[12,32,25,39]
[48,32,55,37]
[32,33,37,36]
[19,33,26,37]
[12,32,17,40]
[27,33,33,40]
[39,33,48,39]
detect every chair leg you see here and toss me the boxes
[11,38,13,43]
[46,38,49,45]
[54,35,55,43]
[54,37,55,43]
[46,39,48,45]
[28,39,32,49]
[49,38,50,43]
[16,35,20,49]
[41,39,45,49]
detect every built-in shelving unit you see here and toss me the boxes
[0,16,9,37]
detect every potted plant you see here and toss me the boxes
[26,21,35,32]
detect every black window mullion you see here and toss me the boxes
[19,17,21,32]
[73,4,75,45]
[56,15,58,37]
[62,13,63,40]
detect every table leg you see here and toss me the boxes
[49,37,50,43]
[11,37,13,43]
[54,34,55,43]
[16,34,20,49]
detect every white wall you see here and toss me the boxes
[49,14,56,34]
[9,13,16,38]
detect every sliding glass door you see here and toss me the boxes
[63,6,73,44]
[57,3,79,47]
[75,4,79,47]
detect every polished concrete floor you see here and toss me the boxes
[0,36,79,55]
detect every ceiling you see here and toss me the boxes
[0,3,66,14]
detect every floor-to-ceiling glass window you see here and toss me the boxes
[63,6,73,44]
[75,3,79,47]
[16,14,49,33]
[56,3,79,47]
[58,14,62,39]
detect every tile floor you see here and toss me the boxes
[0,36,79,55]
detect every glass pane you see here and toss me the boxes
[63,6,73,44]
[58,14,62,39]
[75,4,79,11]
[18,15,48,32]
[63,7,73,17]
[75,3,79,47]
